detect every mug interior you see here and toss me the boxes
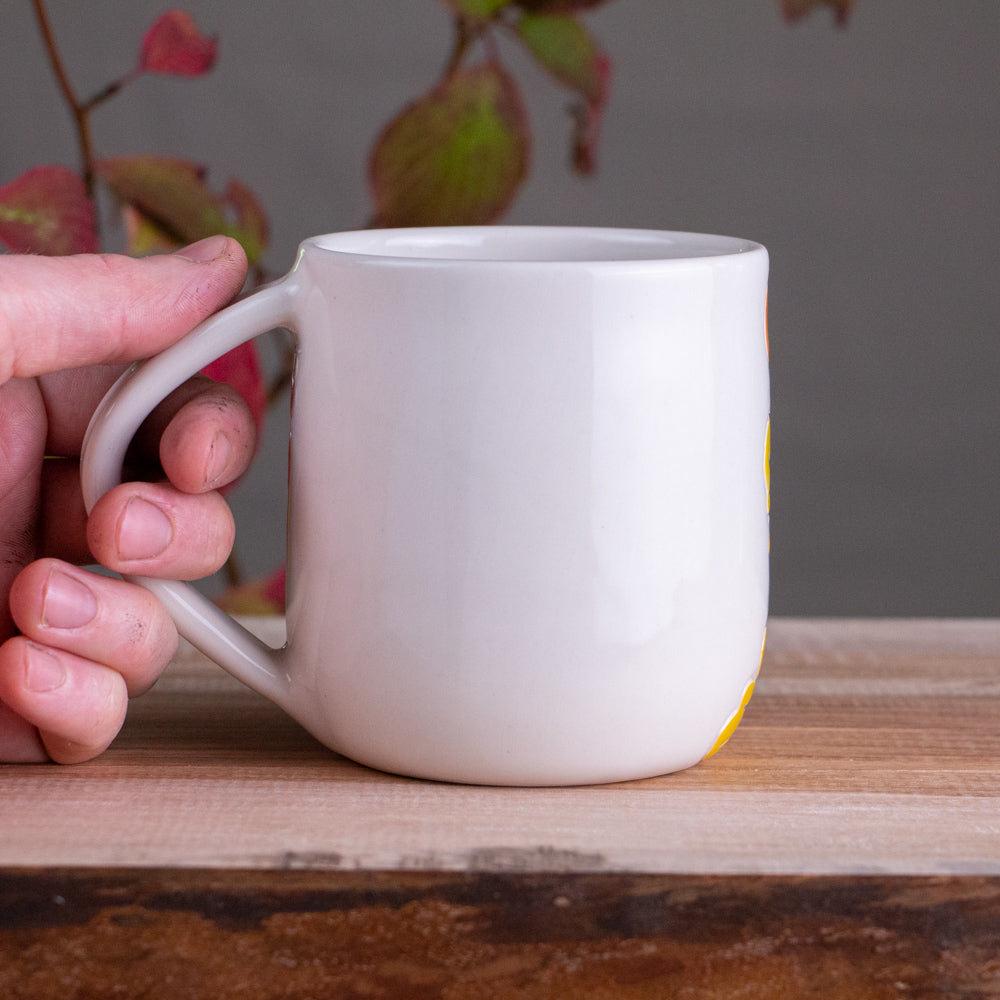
[306,227,762,264]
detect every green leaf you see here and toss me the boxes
[0,166,98,255]
[515,12,605,102]
[439,0,512,18]
[369,62,529,227]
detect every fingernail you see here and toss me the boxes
[204,431,232,489]
[116,497,174,562]
[42,569,98,630]
[24,643,67,693]
[173,234,229,264]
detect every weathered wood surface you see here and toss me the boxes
[3,619,1000,998]
[1,618,999,874]
[1,870,999,998]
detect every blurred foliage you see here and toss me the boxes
[0,1,853,609]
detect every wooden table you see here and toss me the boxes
[2,618,999,998]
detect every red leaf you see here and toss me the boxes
[780,0,854,24]
[263,564,287,608]
[0,167,98,255]
[369,62,530,227]
[139,10,217,76]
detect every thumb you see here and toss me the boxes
[0,236,248,382]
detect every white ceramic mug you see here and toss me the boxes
[81,227,770,786]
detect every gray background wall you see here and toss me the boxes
[3,2,998,616]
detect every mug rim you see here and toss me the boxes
[301,226,766,267]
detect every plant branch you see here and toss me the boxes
[32,0,77,113]
[32,0,97,199]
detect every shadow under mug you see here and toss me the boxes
[81,226,770,786]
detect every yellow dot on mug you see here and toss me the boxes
[705,678,756,759]
[705,627,766,759]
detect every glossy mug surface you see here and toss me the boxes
[82,227,770,786]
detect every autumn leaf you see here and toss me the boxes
[0,166,98,255]
[98,156,224,242]
[98,158,269,441]
[568,51,610,175]
[370,62,529,227]
[515,12,606,102]
[139,10,218,76]
[97,156,267,262]
[121,205,179,256]
[512,11,610,174]
[780,0,854,25]
[439,0,512,16]
[224,179,269,260]
[201,339,268,460]
[515,0,619,11]
[216,563,286,615]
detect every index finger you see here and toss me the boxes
[0,236,248,382]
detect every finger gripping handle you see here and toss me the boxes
[80,278,296,704]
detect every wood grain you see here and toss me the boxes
[1,618,999,874]
[2,869,999,999]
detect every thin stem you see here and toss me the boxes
[266,372,292,407]
[444,15,474,78]
[32,0,97,199]
[81,69,140,114]
[222,551,243,589]
[481,24,502,64]
[266,338,296,406]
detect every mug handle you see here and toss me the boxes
[80,277,297,705]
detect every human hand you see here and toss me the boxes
[0,235,253,762]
